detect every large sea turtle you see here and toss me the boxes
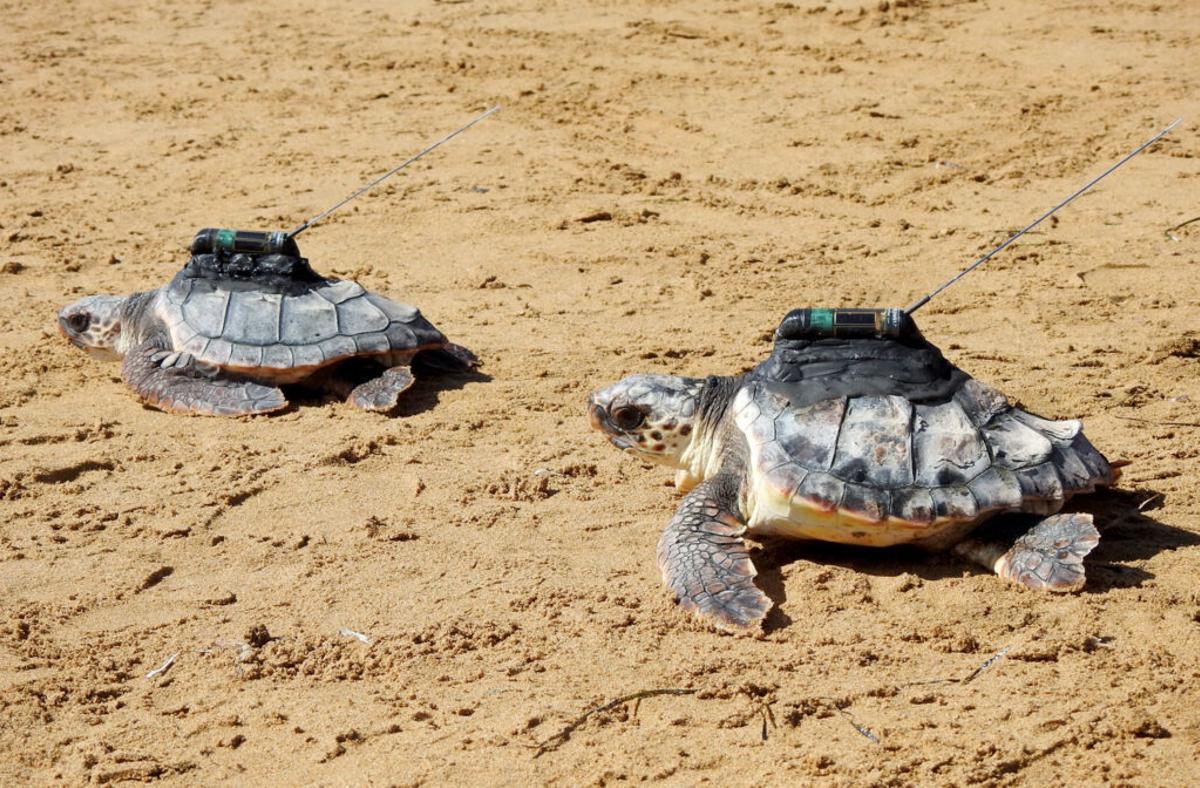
[587,308,1116,633]
[58,252,477,416]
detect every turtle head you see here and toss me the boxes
[587,374,704,465]
[58,295,126,361]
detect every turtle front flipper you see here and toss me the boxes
[347,366,416,412]
[657,476,772,634]
[953,513,1100,592]
[122,338,287,416]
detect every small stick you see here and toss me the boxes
[1138,492,1164,511]
[339,628,371,644]
[146,652,178,680]
[961,645,1012,684]
[1165,215,1200,241]
[534,688,696,757]
[1114,414,1200,428]
[839,709,880,744]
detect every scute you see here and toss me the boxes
[966,466,1024,513]
[1015,462,1065,513]
[912,400,991,487]
[335,295,390,335]
[180,287,231,339]
[890,488,936,524]
[840,482,890,523]
[930,486,978,521]
[774,396,847,472]
[830,395,913,487]
[224,291,282,346]
[366,292,419,323]
[354,332,392,354]
[317,279,366,305]
[280,291,339,345]
[954,378,1010,426]
[792,471,844,512]
[318,335,359,361]
[261,345,294,369]
[228,343,264,368]
[983,416,1054,470]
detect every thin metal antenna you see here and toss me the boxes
[904,118,1182,315]
[286,106,500,240]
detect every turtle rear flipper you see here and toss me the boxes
[953,513,1099,592]
[413,342,479,374]
[658,476,772,634]
[122,339,287,416]
[347,366,415,412]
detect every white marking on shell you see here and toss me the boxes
[912,401,991,487]
[831,395,914,488]
[1011,410,1082,443]
[983,416,1054,470]
[280,291,339,345]
[224,291,282,346]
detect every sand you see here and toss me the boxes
[2,0,1199,784]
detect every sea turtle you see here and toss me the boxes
[587,308,1116,633]
[57,251,477,416]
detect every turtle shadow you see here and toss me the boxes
[750,486,1197,630]
[283,368,491,416]
[1072,487,1199,592]
[393,368,491,417]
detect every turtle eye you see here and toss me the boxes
[611,406,645,431]
[67,313,90,332]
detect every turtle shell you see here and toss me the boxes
[733,323,1114,546]
[154,253,447,378]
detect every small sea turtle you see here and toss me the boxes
[58,252,477,416]
[587,308,1116,633]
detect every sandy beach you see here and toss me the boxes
[2,0,1198,783]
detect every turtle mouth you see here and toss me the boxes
[587,398,638,450]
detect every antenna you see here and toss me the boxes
[286,106,500,240]
[904,118,1182,315]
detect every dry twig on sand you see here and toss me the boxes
[145,652,178,680]
[534,688,697,757]
[1165,215,1200,241]
[1114,414,1200,428]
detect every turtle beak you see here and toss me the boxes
[587,397,606,431]
[587,396,636,450]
